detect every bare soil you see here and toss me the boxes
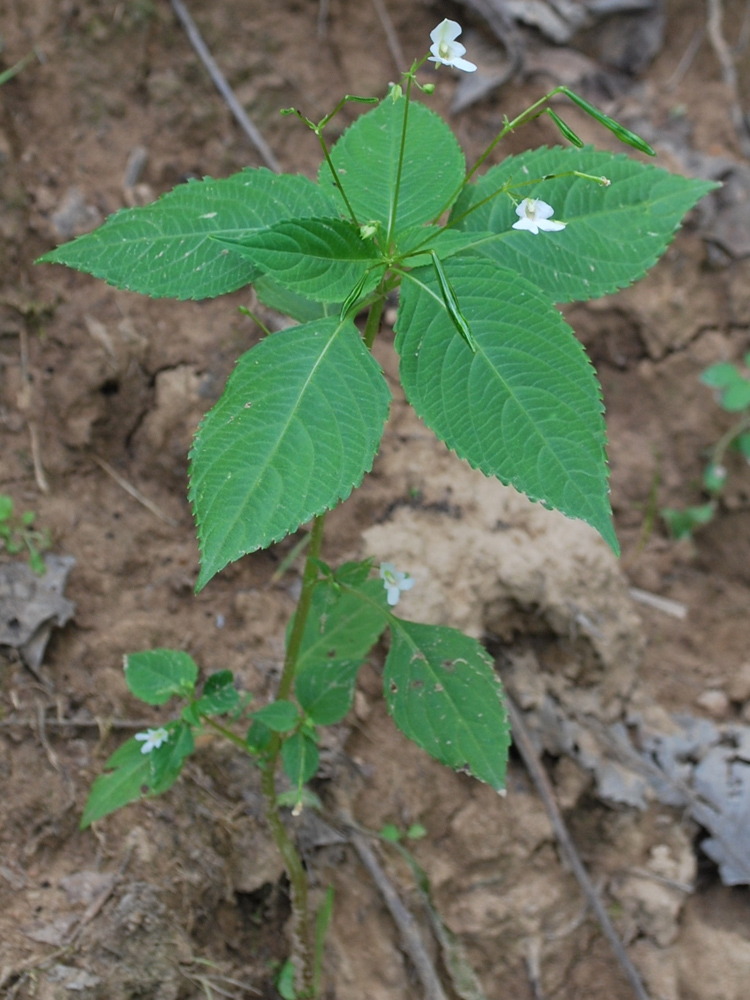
[2,1,750,998]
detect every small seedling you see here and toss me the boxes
[662,356,750,539]
[0,493,50,574]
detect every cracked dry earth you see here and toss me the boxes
[2,1,750,998]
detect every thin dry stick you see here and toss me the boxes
[345,824,449,1000]
[665,26,705,91]
[28,420,50,494]
[35,699,60,771]
[505,694,652,1000]
[371,0,406,73]
[706,0,750,156]
[92,454,178,526]
[0,717,153,729]
[169,0,281,173]
[317,0,330,39]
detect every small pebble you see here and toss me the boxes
[695,688,729,718]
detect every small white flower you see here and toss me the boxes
[380,563,415,607]
[134,727,170,754]
[428,19,477,73]
[512,198,566,235]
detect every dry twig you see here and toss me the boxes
[505,694,652,1000]
[343,820,449,1000]
[371,0,406,73]
[0,716,153,730]
[169,0,281,172]
[92,454,178,527]
[28,420,50,494]
[706,0,750,156]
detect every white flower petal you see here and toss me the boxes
[452,56,477,72]
[431,19,461,45]
[512,217,540,233]
[536,218,566,231]
[534,200,555,220]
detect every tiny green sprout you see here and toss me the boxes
[390,82,403,102]
[421,82,435,95]
[662,359,750,539]
[0,493,51,574]
[276,959,297,1000]
[379,822,402,842]
[703,463,727,493]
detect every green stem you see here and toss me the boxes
[711,411,750,467]
[318,132,359,226]
[431,87,564,222]
[278,514,326,698]
[261,761,315,996]
[363,290,386,350]
[386,75,414,247]
[202,716,249,752]
[260,514,326,996]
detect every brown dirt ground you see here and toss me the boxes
[2,1,750,998]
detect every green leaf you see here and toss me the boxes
[334,559,375,587]
[252,700,300,732]
[277,959,297,1000]
[295,577,388,725]
[296,578,388,675]
[451,146,717,302]
[321,98,465,236]
[735,432,750,459]
[384,619,510,791]
[700,363,741,389]
[38,170,338,300]
[246,718,273,753]
[196,670,240,716]
[396,258,617,551]
[149,722,195,788]
[189,317,391,588]
[276,787,323,811]
[661,502,715,539]
[282,731,320,786]
[214,218,383,303]
[0,495,13,521]
[80,723,193,828]
[703,463,727,494]
[379,823,401,842]
[254,274,330,323]
[81,737,151,827]
[720,379,750,412]
[124,649,198,705]
[395,225,495,268]
[297,661,361,726]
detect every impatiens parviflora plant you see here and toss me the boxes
[662,356,750,539]
[38,18,715,996]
